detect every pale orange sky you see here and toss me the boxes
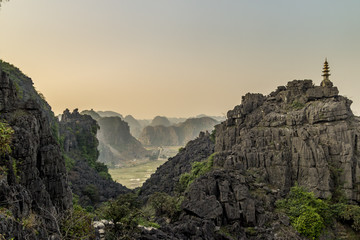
[1,0,360,118]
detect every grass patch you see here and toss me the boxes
[138,218,160,229]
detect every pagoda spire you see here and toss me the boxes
[321,58,333,87]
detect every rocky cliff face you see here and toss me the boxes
[59,109,130,207]
[60,109,99,161]
[0,61,72,239]
[178,80,360,239]
[139,117,218,146]
[215,80,359,201]
[138,79,360,239]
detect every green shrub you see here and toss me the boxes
[293,206,324,239]
[0,120,14,155]
[98,193,140,236]
[63,154,75,171]
[98,171,111,180]
[278,185,360,237]
[94,161,109,174]
[178,153,216,192]
[333,203,360,231]
[148,192,182,220]
[82,184,100,204]
[138,218,160,229]
[276,185,331,239]
[60,203,95,240]
[290,100,305,110]
[51,121,60,144]
[245,227,257,236]
[13,81,23,99]
[21,212,37,230]
[11,159,20,183]
[210,129,216,143]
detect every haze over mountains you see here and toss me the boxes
[140,117,218,146]
[80,109,223,167]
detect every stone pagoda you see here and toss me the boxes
[321,58,333,87]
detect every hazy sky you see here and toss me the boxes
[0,1,359,118]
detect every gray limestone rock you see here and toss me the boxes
[140,79,360,239]
[216,79,359,202]
[0,61,72,239]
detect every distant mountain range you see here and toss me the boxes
[139,117,219,146]
[83,110,224,144]
[81,110,149,167]
[80,110,223,165]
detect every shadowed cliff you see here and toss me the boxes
[59,109,130,208]
[0,60,72,239]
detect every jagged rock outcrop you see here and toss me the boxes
[59,109,130,207]
[139,132,214,201]
[215,80,359,201]
[0,61,72,239]
[139,117,218,146]
[179,168,293,239]
[138,79,360,239]
[177,79,360,239]
[60,108,99,159]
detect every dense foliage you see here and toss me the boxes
[277,185,360,239]
[97,193,141,239]
[276,185,330,239]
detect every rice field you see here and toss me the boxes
[109,158,168,189]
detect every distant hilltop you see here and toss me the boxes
[139,117,219,146]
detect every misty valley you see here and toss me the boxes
[77,109,221,188]
[2,59,360,239]
[0,0,360,238]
